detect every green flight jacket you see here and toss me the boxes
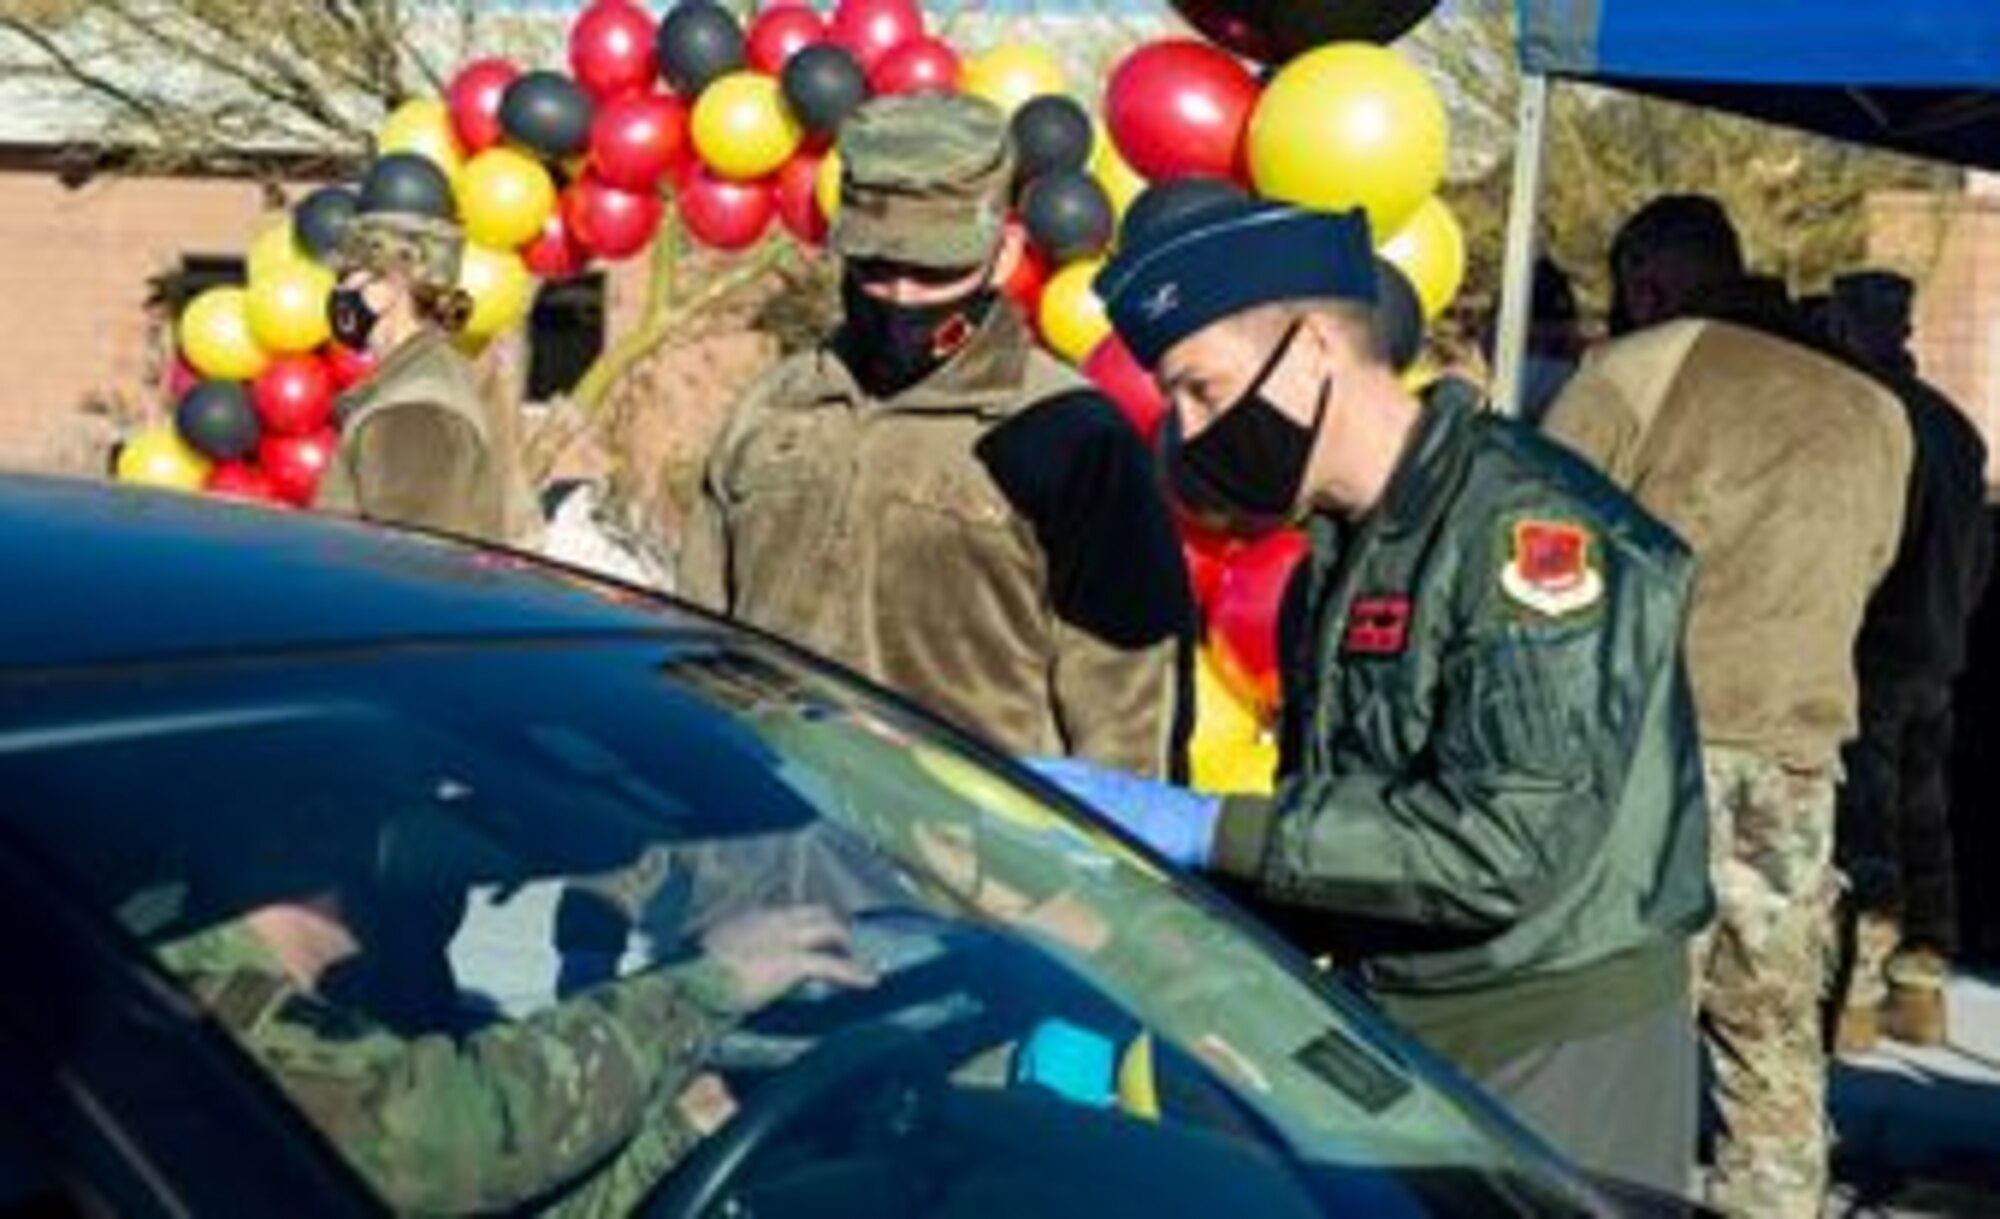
[680,305,1192,778]
[1211,384,1712,1071]
[163,921,733,1216]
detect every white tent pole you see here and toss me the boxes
[1492,71,1552,419]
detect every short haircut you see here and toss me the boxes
[1243,298,1388,367]
[1612,194,1744,280]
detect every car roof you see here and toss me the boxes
[0,475,685,671]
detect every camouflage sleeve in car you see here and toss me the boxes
[200,949,736,1215]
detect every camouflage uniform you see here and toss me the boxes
[162,920,736,1216]
[1828,273,1993,1042]
[1546,313,1910,1219]
[314,212,544,550]
[1695,746,1839,1212]
[680,95,1190,777]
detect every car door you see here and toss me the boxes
[0,830,378,1218]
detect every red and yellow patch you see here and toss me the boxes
[1500,519,1604,617]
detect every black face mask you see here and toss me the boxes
[1166,321,1330,533]
[839,273,999,398]
[328,286,381,351]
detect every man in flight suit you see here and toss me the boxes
[1032,195,1712,1195]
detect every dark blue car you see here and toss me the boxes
[0,477,1698,1216]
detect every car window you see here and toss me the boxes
[0,636,1593,1217]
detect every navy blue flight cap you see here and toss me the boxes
[1096,198,1378,369]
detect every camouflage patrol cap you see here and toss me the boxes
[831,93,1014,270]
[336,212,465,292]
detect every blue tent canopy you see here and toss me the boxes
[1515,0,2000,169]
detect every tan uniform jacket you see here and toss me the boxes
[317,330,544,550]
[1545,318,1911,768]
[680,306,1190,778]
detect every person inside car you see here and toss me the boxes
[161,875,873,1215]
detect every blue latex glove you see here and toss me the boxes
[1025,757,1221,868]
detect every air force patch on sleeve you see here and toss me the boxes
[1500,519,1604,617]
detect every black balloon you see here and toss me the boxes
[175,381,261,463]
[293,186,358,263]
[1169,0,1440,61]
[1119,176,1247,251]
[1374,257,1424,373]
[657,0,746,97]
[499,71,595,161]
[358,153,456,221]
[1024,170,1115,266]
[781,43,867,137]
[1011,95,1095,191]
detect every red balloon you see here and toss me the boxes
[563,173,665,261]
[829,0,924,72]
[205,462,284,506]
[323,342,377,392]
[570,1,661,102]
[258,429,338,508]
[1106,40,1259,183]
[747,4,829,75]
[1001,237,1049,317]
[776,153,829,247]
[1084,333,1168,445]
[1181,522,1239,610]
[678,165,777,251]
[252,355,335,437]
[590,92,690,193]
[870,35,961,95]
[522,208,592,279]
[1208,529,1310,716]
[447,59,521,154]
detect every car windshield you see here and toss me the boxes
[0,632,1595,1217]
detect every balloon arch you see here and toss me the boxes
[117,0,1466,791]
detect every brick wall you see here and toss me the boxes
[0,163,667,478]
[1867,189,2000,488]
[0,168,292,472]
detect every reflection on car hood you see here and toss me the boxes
[0,475,690,670]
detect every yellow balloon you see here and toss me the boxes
[815,148,843,224]
[458,148,557,251]
[691,71,804,183]
[116,427,212,493]
[1190,649,1278,796]
[1379,196,1466,321]
[378,98,466,188]
[458,242,535,342]
[1092,132,1147,226]
[1038,258,1111,365]
[247,260,335,355]
[960,45,1068,115]
[247,218,307,280]
[1248,44,1448,240]
[179,287,268,382]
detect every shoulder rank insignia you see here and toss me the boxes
[1500,519,1603,617]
